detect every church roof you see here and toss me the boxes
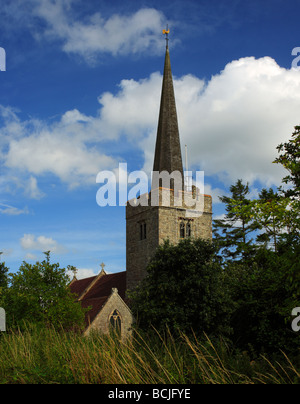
[70,271,127,326]
[69,274,97,297]
[82,271,126,300]
[152,45,184,184]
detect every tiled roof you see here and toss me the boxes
[69,271,127,326]
[83,271,126,300]
[80,297,108,327]
[69,275,97,298]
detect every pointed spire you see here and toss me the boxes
[152,39,184,189]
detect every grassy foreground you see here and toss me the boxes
[0,324,299,384]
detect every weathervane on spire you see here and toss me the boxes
[162,25,170,49]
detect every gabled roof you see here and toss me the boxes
[82,271,126,300]
[69,275,97,299]
[69,271,127,326]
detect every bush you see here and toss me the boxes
[129,238,234,338]
[1,252,86,331]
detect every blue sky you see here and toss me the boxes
[1,0,300,277]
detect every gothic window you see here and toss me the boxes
[180,221,185,238]
[179,220,192,238]
[140,222,147,240]
[109,309,121,335]
[186,222,191,237]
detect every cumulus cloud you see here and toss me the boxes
[6,133,113,187]
[97,73,161,140]
[29,1,167,62]
[20,234,67,254]
[2,56,300,196]
[97,56,299,188]
[2,108,117,189]
[174,56,299,187]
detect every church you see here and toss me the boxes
[70,33,212,338]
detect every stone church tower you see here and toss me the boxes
[126,40,212,291]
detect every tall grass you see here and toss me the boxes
[0,324,299,384]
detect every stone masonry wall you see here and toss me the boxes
[126,188,212,292]
[84,289,134,340]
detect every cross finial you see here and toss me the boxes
[100,262,105,271]
[162,25,170,49]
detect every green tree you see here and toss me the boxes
[0,253,9,309]
[2,252,86,331]
[213,179,257,262]
[231,188,292,252]
[273,125,300,242]
[228,247,300,355]
[0,253,8,289]
[273,125,300,200]
[272,126,300,294]
[129,238,233,338]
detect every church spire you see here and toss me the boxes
[152,30,184,189]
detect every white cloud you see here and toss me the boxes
[67,267,98,280]
[25,176,45,199]
[0,203,29,215]
[31,2,167,61]
[6,133,112,187]
[203,184,228,203]
[97,73,161,140]
[2,56,300,195]
[20,234,67,254]
[3,111,117,189]
[99,56,299,188]
[173,57,299,187]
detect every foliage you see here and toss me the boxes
[0,323,299,384]
[273,125,300,200]
[129,238,234,338]
[0,253,9,300]
[0,126,299,370]
[211,127,300,355]
[131,126,300,355]
[226,246,300,355]
[229,189,294,252]
[213,179,258,262]
[1,252,86,331]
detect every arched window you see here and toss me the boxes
[109,309,121,335]
[180,221,185,238]
[186,222,191,237]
